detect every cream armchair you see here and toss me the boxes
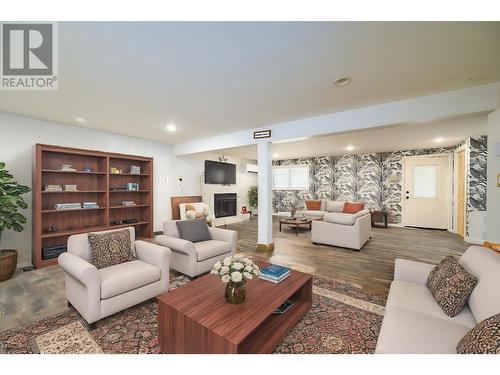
[155,220,236,278]
[58,227,171,328]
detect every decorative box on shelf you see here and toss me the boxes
[130,165,141,174]
[64,184,78,192]
[127,182,139,191]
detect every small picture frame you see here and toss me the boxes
[130,165,141,175]
[497,173,500,187]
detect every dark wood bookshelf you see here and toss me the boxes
[33,144,153,269]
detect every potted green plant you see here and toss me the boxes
[0,162,31,282]
[247,186,258,216]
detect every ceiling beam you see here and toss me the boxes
[172,82,499,156]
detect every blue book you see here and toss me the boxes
[260,264,289,278]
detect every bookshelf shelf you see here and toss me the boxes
[33,144,153,269]
[109,190,150,193]
[109,221,150,229]
[42,190,107,194]
[42,169,107,175]
[109,204,150,209]
[110,173,150,176]
[41,207,107,214]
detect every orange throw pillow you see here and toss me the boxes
[343,202,364,214]
[305,200,322,211]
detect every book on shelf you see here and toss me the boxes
[59,164,77,172]
[55,203,82,210]
[44,184,63,192]
[83,202,99,209]
[127,182,139,191]
[122,201,136,207]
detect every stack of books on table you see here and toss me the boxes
[259,264,290,284]
[83,202,99,209]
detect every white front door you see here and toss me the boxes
[403,155,450,229]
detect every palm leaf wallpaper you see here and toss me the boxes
[466,135,488,236]
[272,136,487,233]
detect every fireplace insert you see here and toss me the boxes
[214,193,237,218]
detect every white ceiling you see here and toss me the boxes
[1,22,499,144]
[205,114,487,160]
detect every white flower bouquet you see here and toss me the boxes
[211,254,259,284]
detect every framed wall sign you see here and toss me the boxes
[253,130,272,139]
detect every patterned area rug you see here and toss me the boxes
[0,275,386,354]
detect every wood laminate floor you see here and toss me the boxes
[227,216,470,296]
[0,216,469,332]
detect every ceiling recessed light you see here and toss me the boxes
[165,124,177,132]
[273,153,279,158]
[334,77,352,86]
[74,116,87,124]
[345,145,354,151]
[434,137,444,143]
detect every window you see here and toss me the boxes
[413,165,438,198]
[272,165,309,190]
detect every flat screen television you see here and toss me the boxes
[204,160,236,184]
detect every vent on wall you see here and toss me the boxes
[246,163,258,174]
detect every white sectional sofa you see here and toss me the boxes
[294,199,345,219]
[376,245,500,353]
[296,199,371,250]
[311,210,372,250]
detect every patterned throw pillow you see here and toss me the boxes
[88,229,134,269]
[426,256,478,317]
[457,313,500,354]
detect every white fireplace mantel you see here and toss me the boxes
[201,184,244,226]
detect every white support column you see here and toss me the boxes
[257,141,274,251]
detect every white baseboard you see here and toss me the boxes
[387,223,404,228]
[464,236,484,245]
[17,262,33,269]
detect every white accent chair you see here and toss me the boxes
[58,227,171,328]
[376,246,500,353]
[311,210,372,250]
[155,220,236,278]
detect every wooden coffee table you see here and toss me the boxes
[279,218,315,235]
[157,263,312,354]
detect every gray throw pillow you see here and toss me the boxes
[176,218,212,243]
